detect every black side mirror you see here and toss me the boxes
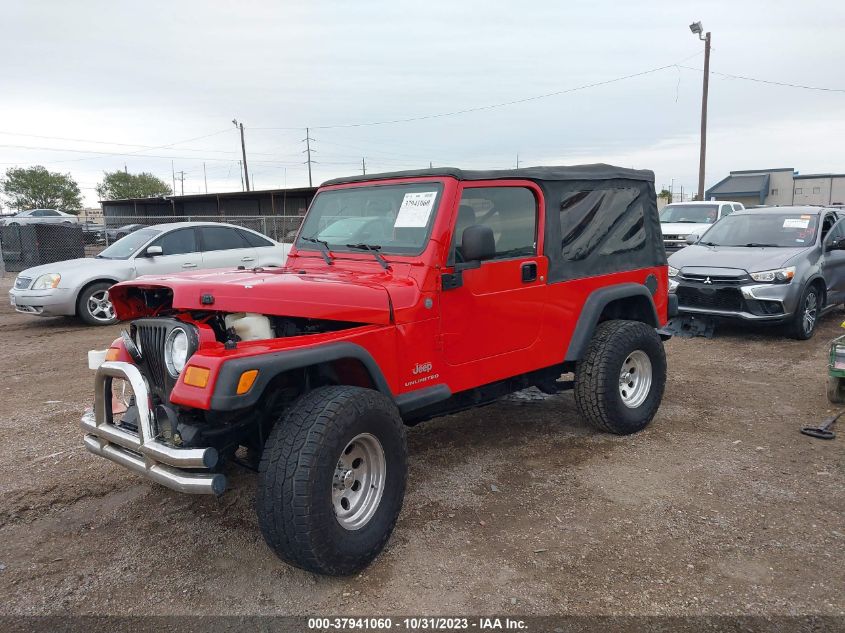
[461,225,496,262]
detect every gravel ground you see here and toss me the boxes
[0,276,842,617]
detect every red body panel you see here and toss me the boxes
[109,175,669,412]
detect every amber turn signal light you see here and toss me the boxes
[105,348,120,362]
[184,366,211,388]
[236,369,259,395]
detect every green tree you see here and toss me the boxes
[658,188,673,203]
[2,165,83,212]
[96,170,172,200]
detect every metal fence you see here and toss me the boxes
[0,215,304,276]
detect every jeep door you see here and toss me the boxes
[132,227,203,276]
[822,216,845,304]
[439,182,547,365]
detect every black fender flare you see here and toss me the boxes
[564,283,659,362]
[209,341,393,410]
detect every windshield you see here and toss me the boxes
[97,227,160,259]
[660,204,720,224]
[296,182,444,255]
[698,213,819,248]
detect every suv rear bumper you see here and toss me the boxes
[81,361,226,495]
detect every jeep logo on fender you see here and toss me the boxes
[412,361,433,375]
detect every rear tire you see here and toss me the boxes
[257,385,407,576]
[77,282,117,326]
[787,284,821,340]
[574,320,667,435]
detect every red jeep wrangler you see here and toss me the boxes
[82,165,673,575]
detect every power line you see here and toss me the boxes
[677,65,845,93]
[254,53,705,131]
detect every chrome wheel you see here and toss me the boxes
[619,350,653,409]
[332,433,386,531]
[87,290,115,322]
[802,291,818,336]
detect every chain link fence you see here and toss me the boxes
[0,215,305,276]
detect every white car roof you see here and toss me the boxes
[135,221,279,241]
[664,201,740,206]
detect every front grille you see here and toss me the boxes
[677,286,744,311]
[131,318,198,405]
[135,322,170,397]
[14,276,31,290]
[679,272,749,286]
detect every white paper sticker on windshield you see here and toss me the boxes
[394,191,438,228]
[783,218,810,229]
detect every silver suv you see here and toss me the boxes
[667,206,845,339]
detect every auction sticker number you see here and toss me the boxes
[394,191,438,228]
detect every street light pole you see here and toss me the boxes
[232,119,251,192]
[690,21,711,201]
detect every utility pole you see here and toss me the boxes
[203,162,208,193]
[689,22,711,201]
[232,119,250,191]
[303,127,314,187]
[176,171,185,196]
[515,154,520,169]
[238,160,244,191]
[171,160,176,194]
[362,157,366,175]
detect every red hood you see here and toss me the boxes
[109,267,416,324]
[109,269,408,325]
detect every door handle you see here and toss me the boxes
[241,256,255,262]
[182,262,198,268]
[521,261,538,283]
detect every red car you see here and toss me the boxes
[82,164,674,575]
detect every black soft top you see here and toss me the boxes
[322,163,654,187]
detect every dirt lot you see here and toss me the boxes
[0,276,842,617]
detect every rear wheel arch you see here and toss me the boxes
[565,284,659,361]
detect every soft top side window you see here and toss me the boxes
[450,186,537,264]
[560,187,644,261]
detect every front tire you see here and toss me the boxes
[257,385,407,575]
[574,320,667,435]
[76,281,117,326]
[787,284,821,340]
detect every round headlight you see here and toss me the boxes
[164,328,190,377]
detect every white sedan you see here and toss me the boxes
[1,208,79,225]
[9,222,290,325]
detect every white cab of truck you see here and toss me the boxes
[659,200,745,251]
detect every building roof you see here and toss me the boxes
[99,186,316,205]
[793,173,845,180]
[706,173,770,204]
[729,168,795,174]
[322,164,654,186]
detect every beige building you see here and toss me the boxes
[706,168,845,207]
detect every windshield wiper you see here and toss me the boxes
[736,243,780,248]
[346,243,390,270]
[300,236,334,265]
[698,241,718,247]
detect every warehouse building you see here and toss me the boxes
[706,168,845,207]
[100,186,317,223]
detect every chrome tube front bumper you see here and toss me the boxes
[81,361,226,495]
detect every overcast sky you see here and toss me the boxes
[1,0,843,207]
